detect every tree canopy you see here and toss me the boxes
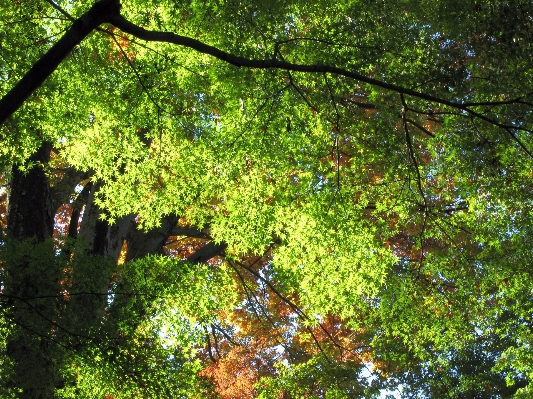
[1,0,533,397]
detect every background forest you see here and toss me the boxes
[1,0,533,398]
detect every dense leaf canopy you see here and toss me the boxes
[1,0,533,398]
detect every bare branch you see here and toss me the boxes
[43,0,76,22]
[405,118,435,138]
[401,94,427,209]
[186,242,227,263]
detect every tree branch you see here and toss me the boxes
[0,0,121,126]
[186,242,227,263]
[109,14,469,109]
[401,95,428,209]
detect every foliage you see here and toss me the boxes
[1,0,533,397]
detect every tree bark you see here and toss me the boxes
[7,142,54,241]
[186,241,227,263]
[5,142,59,399]
[125,214,178,262]
[65,180,133,341]
[78,181,133,260]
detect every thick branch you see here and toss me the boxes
[0,0,121,126]
[2,2,531,160]
[186,242,227,263]
[125,214,178,262]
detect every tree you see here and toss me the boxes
[1,0,533,397]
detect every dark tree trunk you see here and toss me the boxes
[78,181,133,260]
[63,180,133,346]
[5,142,60,399]
[7,142,54,241]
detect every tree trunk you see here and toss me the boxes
[7,142,54,241]
[64,181,133,340]
[4,142,59,399]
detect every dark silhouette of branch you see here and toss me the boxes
[109,14,467,107]
[401,94,428,209]
[405,117,436,138]
[231,259,351,360]
[0,0,120,126]
[44,0,76,22]
[1,293,92,345]
[186,242,227,263]
[204,325,217,363]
